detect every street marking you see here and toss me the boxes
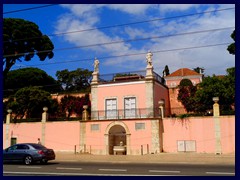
[18,166,42,169]
[206,172,235,175]
[56,160,78,162]
[149,170,180,173]
[56,167,82,170]
[99,168,127,172]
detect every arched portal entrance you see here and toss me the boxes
[108,125,126,155]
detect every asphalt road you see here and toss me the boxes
[3,161,235,176]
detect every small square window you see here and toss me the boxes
[91,124,100,131]
[135,123,145,130]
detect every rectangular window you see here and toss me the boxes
[91,124,100,131]
[135,123,145,130]
[124,97,136,118]
[177,140,196,152]
[106,99,117,119]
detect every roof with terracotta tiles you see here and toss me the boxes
[166,68,201,77]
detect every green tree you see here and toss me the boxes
[194,69,235,114]
[227,30,235,55]
[6,87,53,119]
[4,67,62,97]
[177,79,197,112]
[59,95,91,119]
[56,68,92,92]
[3,18,54,77]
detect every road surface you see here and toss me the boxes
[3,161,235,176]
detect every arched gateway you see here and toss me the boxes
[104,121,131,155]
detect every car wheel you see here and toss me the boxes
[40,159,48,164]
[24,155,33,165]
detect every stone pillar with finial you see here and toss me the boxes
[213,97,222,155]
[5,109,12,148]
[146,50,154,79]
[145,51,155,118]
[41,107,48,146]
[91,57,99,120]
[82,105,89,121]
[91,57,99,85]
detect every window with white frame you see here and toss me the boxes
[124,97,136,118]
[106,99,117,119]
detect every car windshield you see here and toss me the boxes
[30,144,47,150]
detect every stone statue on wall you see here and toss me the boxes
[93,58,99,73]
[146,51,153,67]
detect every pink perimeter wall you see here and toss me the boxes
[3,116,235,154]
[45,121,80,151]
[3,122,42,146]
[162,116,235,153]
[3,121,80,151]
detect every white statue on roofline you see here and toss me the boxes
[93,57,99,73]
[146,50,153,67]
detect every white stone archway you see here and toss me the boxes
[104,121,131,155]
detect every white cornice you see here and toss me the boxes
[98,81,145,87]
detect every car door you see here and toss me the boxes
[3,145,18,161]
[15,144,30,160]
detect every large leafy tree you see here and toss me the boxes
[3,18,54,77]
[227,30,235,55]
[56,68,92,92]
[5,87,53,119]
[177,79,197,112]
[193,68,235,114]
[4,67,62,97]
[59,95,91,119]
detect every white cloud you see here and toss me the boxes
[55,4,235,76]
[106,4,153,15]
[159,4,200,12]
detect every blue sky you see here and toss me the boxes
[3,4,235,79]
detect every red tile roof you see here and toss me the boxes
[166,68,200,77]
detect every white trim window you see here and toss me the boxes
[124,97,136,118]
[106,99,117,119]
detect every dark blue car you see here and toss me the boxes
[3,143,55,165]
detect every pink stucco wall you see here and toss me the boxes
[83,119,155,155]
[166,77,202,87]
[3,116,235,154]
[220,116,235,153]
[44,121,80,151]
[154,83,170,116]
[162,116,235,153]
[97,82,146,110]
[3,121,80,151]
[3,122,42,146]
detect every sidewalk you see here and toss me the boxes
[54,152,235,165]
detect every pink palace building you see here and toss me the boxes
[3,52,235,155]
